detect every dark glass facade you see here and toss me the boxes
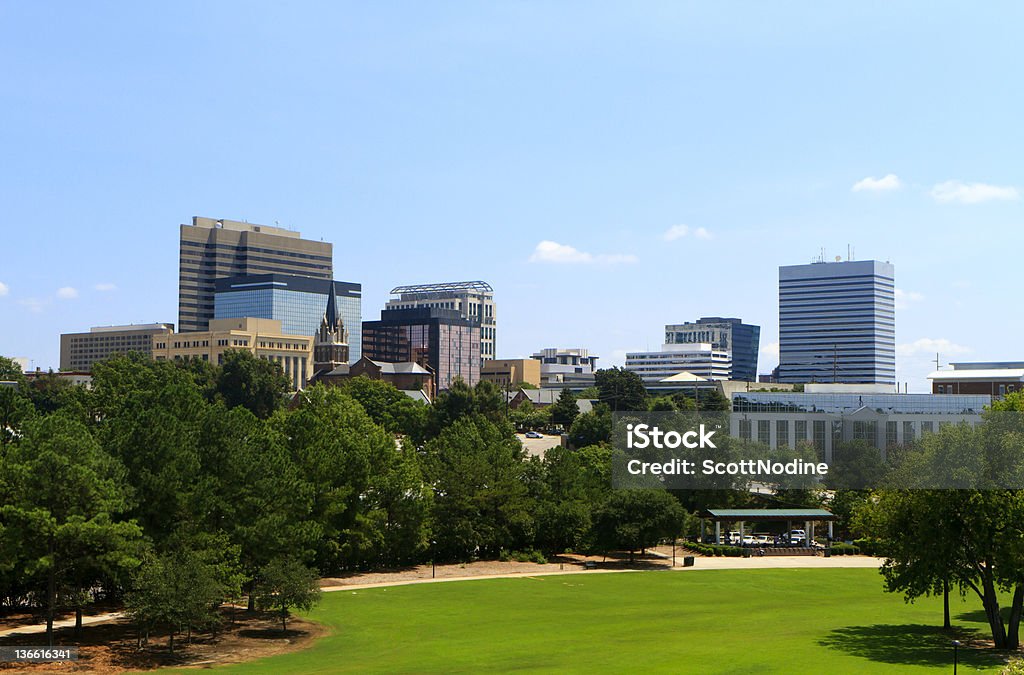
[362,308,480,391]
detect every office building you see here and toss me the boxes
[532,348,600,389]
[778,259,895,385]
[362,307,481,391]
[386,281,495,364]
[929,361,1024,398]
[152,318,314,391]
[179,217,333,333]
[214,273,361,362]
[624,343,731,386]
[665,317,760,382]
[481,358,541,390]
[60,323,174,372]
[729,388,990,462]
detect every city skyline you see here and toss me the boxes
[3,3,1024,391]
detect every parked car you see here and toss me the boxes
[788,529,807,545]
[525,431,543,439]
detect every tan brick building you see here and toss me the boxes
[481,358,541,389]
[152,317,314,390]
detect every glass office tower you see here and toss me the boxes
[214,273,361,363]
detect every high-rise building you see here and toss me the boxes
[624,343,732,386]
[152,317,314,391]
[664,317,760,381]
[60,323,175,372]
[214,273,361,362]
[778,259,895,385]
[385,281,495,365]
[179,217,333,333]
[362,307,480,391]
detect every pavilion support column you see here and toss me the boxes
[828,521,833,541]
[804,521,810,547]
[809,522,815,547]
[715,521,721,545]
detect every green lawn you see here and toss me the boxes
[200,569,1010,674]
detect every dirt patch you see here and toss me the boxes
[0,610,327,673]
[319,552,672,588]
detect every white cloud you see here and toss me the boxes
[662,224,712,241]
[94,282,117,292]
[852,174,902,192]
[0,281,8,297]
[930,180,1019,204]
[894,288,924,310]
[663,224,688,241]
[528,240,637,265]
[896,338,972,358]
[56,286,79,299]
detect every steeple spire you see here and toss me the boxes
[313,281,349,377]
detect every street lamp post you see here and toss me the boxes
[431,540,437,579]
[951,640,960,674]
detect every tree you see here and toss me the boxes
[530,445,610,554]
[125,544,241,653]
[0,413,142,644]
[216,350,291,419]
[423,414,534,561]
[341,376,429,441]
[567,406,612,449]
[594,368,647,412]
[275,385,394,572]
[592,490,685,561]
[0,356,26,386]
[254,556,321,631]
[548,388,579,427]
[856,413,1024,649]
[91,356,206,545]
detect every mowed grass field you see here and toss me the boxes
[195,569,1010,674]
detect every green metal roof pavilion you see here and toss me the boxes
[702,508,837,522]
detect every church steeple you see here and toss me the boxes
[314,281,349,375]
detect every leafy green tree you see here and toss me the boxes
[192,405,318,607]
[825,440,888,490]
[530,445,610,553]
[594,367,647,412]
[548,388,580,427]
[423,414,534,560]
[216,350,291,419]
[0,385,34,445]
[125,544,241,653]
[341,376,429,441]
[364,441,432,567]
[567,406,612,448]
[856,415,1024,648]
[0,356,26,386]
[592,490,685,561]
[254,556,321,631]
[276,385,394,572]
[91,356,206,545]
[648,396,677,412]
[0,413,142,644]
[509,403,550,431]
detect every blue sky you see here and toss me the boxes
[2,2,1022,391]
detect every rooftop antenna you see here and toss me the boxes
[934,352,943,371]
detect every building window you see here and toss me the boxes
[757,420,770,445]
[739,419,752,441]
[886,421,898,448]
[776,420,789,447]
